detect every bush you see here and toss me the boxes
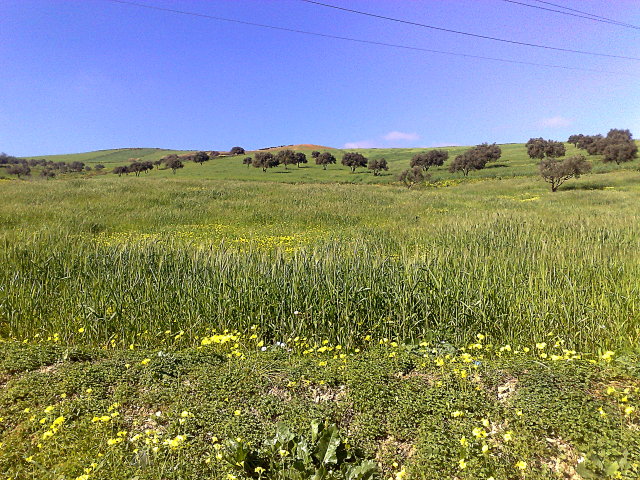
[341,152,368,173]
[539,155,592,192]
[367,158,388,176]
[398,166,428,188]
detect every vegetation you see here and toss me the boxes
[525,138,566,159]
[539,155,592,192]
[253,152,280,172]
[315,152,337,170]
[341,152,368,173]
[367,157,388,176]
[410,150,448,171]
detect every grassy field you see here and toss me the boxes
[1,142,640,479]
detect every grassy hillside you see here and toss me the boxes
[16,142,639,184]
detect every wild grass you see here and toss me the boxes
[1,169,639,351]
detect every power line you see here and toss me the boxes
[500,0,640,30]
[300,0,640,61]
[529,0,640,29]
[103,0,638,77]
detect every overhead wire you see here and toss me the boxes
[528,0,640,30]
[104,0,638,77]
[299,0,640,61]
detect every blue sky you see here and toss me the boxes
[2,0,639,156]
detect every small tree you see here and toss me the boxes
[311,151,320,159]
[367,157,388,176]
[193,151,210,166]
[602,142,638,165]
[539,155,592,192]
[252,152,279,172]
[7,164,31,178]
[209,151,220,158]
[341,152,368,172]
[526,138,566,159]
[275,149,297,169]
[69,161,85,172]
[242,157,253,168]
[475,143,502,162]
[113,165,129,176]
[410,150,448,171]
[95,164,105,171]
[568,134,584,147]
[315,152,336,170]
[230,146,245,155]
[449,150,484,176]
[294,152,307,168]
[153,159,163,169]
[398,166,428,188]
[165,157,184,174]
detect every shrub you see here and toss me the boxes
[398,166,428,188]
[539,155,592,192]
[341,152,368,172]
[367,157,388,176]
[230,146,245,155]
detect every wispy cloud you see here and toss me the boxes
[537,116,573,128]
[343,140,379,149]
[382,131,420,141]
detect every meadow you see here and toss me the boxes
[1,143,639,479]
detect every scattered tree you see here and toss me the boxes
[475,143,502,162]
[40,169,56,179]
[311,151,320,159]
[602,142,638,165]
[341,152,368,172]
[315,152,336,170]
[275,149,297,169]
[95,164,105,171]
[410,150,448,171]
[252,152,279,172]
[209,151,220,158]
[193,151,210,166]
[449,143,502,176]
[539,155,592,192]
[567,134,584,147]
[294,152,308,168]
[153,159,163,169]
[526,138,566,159]
[242,157,253,168]
[165,157,184,174]
[398,166,429,189]
[113,165,129,176]
[367,157,388,176]
[7,164,31,178]
[230,146,245,155]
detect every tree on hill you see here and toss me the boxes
[95,164,105,171]
[40,168,56,179]
[165,157,184,174]
[526,138,566,159]
[315,152,336,170]
[69,161,85,172]
[311,151,320,159]
[275,149,297,169]
[153,159,163,169]
[602,142,638,165]
[193,151,210,166]
[449,143,501,176]
[294,152,308,168]
[209,151,220,158]
[7,164,30,178]
[539,155,591,192]
[230,146,245,155]
[252,152,279,172]
[341,152,368,172]
[410,150,449,171]
[368,157,388,176]
[242,157,253,168]
[568,134,584,147]
[113,165,130,176]
[398,166,428,189]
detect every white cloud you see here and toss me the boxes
[537,116,573,128]
[382,131,420,141]
[343,140,379,149]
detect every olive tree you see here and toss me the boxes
[230,146,245,155]
[341,152,368,172]
[252,152,279,172]
[367,157,388,176]
[165,157,184,174]
[193,151,210,166]
[398,166,428,189]
[526,138,566,159]
[410,150,448,171]
[539,155,591,192]
[276,149,297,169]
[315,152,336,170]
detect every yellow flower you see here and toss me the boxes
[624,406,635,416]
[535,342,546,350]
[78,328,85,333]
[503,431,513,442]
[451,411,464,418]
[515,460,527,470]
[459,436,468,447]
[140,358,151,365]
[458,458,467,469]
[234,409,241,416]
[600,351,615,362]
[278,449,289,457]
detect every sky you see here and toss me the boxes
[1,0,640,156]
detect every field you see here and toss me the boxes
[1,143,640,479]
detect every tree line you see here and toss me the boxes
[0,153,104,179]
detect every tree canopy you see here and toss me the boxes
[410,150,448,171]
[341,152,368,172]
[539,155,591,192]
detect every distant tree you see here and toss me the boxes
[294,152,308,168]
[602,142,638,165]
[230,146,245,155]
[526,138,566,159]
[341,152,368,172]
[315,152,336,170]
[539,155,591,192]
[40,169,56,179]
[410,150,449,171]
[7,164,31,178]
[367,157,388,176]
[85,166,92,171]
[275,149,297,169]
[165,157,184,174]
[153,159,163,169]
[605,128,633,144]
[449,143,502,176]
[242,157,253,168]
[252,152,279,172]
[475,143,502,162]
[398,166,428,189]
[574,134,604,154]
[95,164,105,171]
[129,162,144,176]
[567,134,584,147]
[69,161,85,172]
[193,151,210,166]
[311,151,320,159]
[209,151,220,158]
[113,165,129,176]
